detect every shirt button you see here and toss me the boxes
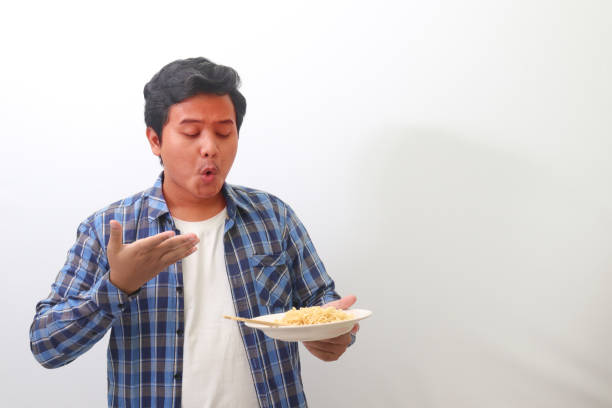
[118,303,124,309]
[174,372,181,380]
[176,287,183,295]
[176,329,184,335]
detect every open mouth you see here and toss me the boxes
[200,166,218,180]
[200,165,218,176]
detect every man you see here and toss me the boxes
[29,57,358,407]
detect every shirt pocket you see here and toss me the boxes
[248,252,292,312]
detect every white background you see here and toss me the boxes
[2,1,612,407]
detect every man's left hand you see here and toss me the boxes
[303,295,359,362]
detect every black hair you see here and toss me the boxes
[143,57,246,141]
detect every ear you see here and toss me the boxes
[146,127,162,157]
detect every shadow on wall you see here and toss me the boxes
[306,126,612,407]
[341,126,546,313]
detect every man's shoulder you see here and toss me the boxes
[226,183,291,217]
[226,183,290,206]
[81,185,158,229]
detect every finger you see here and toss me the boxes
[304,340,347,353]
[324,294,357,310]
[309,332,352,347]
[159,242,198,266]
[108,220,123,252]
[304,344,337,361]
[157,234,199,254]
[157,235,200,256]
[135,230,178,249]
[351,323,360,334]
[303,341,346,361]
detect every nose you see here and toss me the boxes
[199,131,219,158]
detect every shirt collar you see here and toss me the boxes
[144,172,250,222]
[144,172,170,222]
[221,181,251,221]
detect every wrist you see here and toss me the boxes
[109,270,141,294]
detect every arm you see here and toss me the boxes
[281,203,358,361]
[29,221,128,368]
[29,219,199,368]
[283,204,340,307]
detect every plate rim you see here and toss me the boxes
[244,308,372,330]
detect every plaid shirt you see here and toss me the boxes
[30,173,340,407]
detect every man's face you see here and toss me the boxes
[146,93,238,205]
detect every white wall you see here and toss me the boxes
[2,1,612,406]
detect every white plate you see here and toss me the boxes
[244,309,372,342]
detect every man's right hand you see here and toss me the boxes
[107,220,199,294]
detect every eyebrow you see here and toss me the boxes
[179,118,235,125]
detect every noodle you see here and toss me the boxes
[275,306,352,326]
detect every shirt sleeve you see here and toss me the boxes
[282,203,341,308]
[29,220,132,368]
[282,203,358,346]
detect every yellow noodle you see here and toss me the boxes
[275,306,351,326]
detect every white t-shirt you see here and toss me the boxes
[173,209,259,408]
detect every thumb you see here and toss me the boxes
[108,220,124,252]
[324,294,357,310]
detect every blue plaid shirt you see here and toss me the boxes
[30,173,340,407]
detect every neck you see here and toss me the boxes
[163,184,227,222]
